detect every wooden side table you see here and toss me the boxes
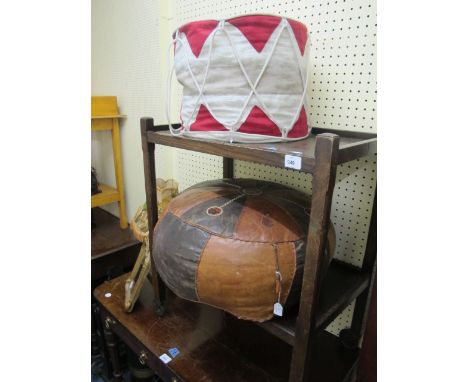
[92,208,141,380]
[94,273,360,382]
[92,208,140,282]
[91,96,128,228]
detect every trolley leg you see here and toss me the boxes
[103,316,124,381]
[341,191,377,349]
[141,118,166,315]
[289,134,340,382]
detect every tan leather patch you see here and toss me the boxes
[196,236,296,322]
[167,187,235,217]
[233,197,302,243]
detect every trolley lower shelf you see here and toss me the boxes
[259,260,370,345]
[94,272,360,382]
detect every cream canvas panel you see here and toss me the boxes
[170,0,376,337]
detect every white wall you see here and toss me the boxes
[91,0,174,219]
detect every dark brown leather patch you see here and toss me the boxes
[153,212,211,302]
[284,240,305,310]
[180,195,246,238]
[196,236,296,322]
[233,197,302,242]
[264,189,311,236]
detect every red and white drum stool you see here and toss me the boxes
[166,14,311,143]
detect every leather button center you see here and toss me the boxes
[206,206,223,216]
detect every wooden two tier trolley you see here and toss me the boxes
[95,119,377,382]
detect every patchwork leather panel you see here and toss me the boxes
[196,236,296,322]
[233,196,302,243]
[153,212,210,301]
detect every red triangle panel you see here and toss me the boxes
[288,19,308,56]
[287,106,308,138]
[238,106,282,137]
[178,20,219,57]
[228,15,281,53]
[190,104,228,132]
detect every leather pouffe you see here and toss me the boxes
[153,179,335,322]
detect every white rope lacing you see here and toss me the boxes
[166,30,184,135]
[165,18,308,139]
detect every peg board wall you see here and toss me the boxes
[167,0,377,337]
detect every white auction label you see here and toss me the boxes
[273,302,283,317]
[284,155,302,170]
[159,354,172,364]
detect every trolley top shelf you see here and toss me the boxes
[144,124,376,173]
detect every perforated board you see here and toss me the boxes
[168,0,377,337]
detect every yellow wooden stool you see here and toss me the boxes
[91,96,128,228]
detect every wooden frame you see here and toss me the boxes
[140,118,377,382]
